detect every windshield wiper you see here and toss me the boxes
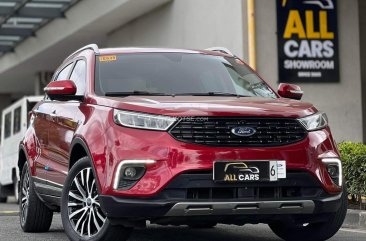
[105,91,250,97]
[105,91,169,96]
[174,92,249,97]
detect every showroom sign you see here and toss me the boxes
[276,0,339,82]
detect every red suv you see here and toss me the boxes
[18,45,346,241]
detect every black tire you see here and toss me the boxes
[188,222,217,229]
[0,184,7,203]
[13,175,19,204]
[269,187,348,241]
[19,162,53,232]
[0,196,6,203]
[61,157,132,241]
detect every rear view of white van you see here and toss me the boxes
[0,96,43,203]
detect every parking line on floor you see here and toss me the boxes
[0,211,19,216]
[340,228,366,234]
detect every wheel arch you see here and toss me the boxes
[69,140,88,170]
[69,137,102,191]
[18,145,28,175]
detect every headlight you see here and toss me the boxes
[298,112,328,131]
[113,110,176,130]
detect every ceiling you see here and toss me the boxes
[0,0,80,56]
[0,0,171,94]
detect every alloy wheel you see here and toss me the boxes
[67,167,106,238]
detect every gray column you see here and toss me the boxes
[359,0,366,143]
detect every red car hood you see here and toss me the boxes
[92,96,317,118]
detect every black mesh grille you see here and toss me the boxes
[169,117,307,147]
[186,186,322,200]
[118,179,138,190]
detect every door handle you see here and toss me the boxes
[49,110,58,123]
[50,110,57,116]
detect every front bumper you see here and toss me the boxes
[99,171,343,219]
[99,192,342,221]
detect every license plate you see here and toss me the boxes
[213,160,286,183]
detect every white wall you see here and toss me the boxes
[107,0,245,58]
[255,0,363,143]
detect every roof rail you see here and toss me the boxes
[205,47,235,56]
[64,43,99,62]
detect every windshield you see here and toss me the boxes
[95,53,277,98]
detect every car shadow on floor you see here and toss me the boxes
[129,225,281,241]
[44,223,280,241]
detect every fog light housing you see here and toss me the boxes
[122,166,146,180]
[327,165,338,177]
[322,158,342,186]
[113,160,156,190]
[124,167,137,178]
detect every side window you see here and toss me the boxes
[69,60,86,95]
[56,63,73,81]
[4,112,11,139]
[27,101,38,126]
[13,106,21,134]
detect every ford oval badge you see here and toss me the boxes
[231,126,256,137]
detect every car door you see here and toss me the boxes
[33,63,73,184]
[47,59,86,186]
[32,100,54,181]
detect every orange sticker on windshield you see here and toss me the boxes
[99,55,117,62]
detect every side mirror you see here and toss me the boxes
[44,80,77,100]
[278,83,303,100]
